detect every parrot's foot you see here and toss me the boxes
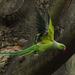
[34,33,40,44]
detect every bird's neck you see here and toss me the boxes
[52,41,60,49]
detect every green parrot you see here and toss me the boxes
[0,11,66,57]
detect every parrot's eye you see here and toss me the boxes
[61,45,64,47]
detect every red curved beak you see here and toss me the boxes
[63,48,66,51]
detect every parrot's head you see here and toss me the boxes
[57,43,66,52]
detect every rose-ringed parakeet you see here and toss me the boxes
[0,10,66,57]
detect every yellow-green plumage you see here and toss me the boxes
[41,19,54,43]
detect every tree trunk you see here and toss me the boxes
[0,0,74,75]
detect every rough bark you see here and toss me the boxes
[0,0,24,17]
[0,0,36,48]
[49,0,69,25]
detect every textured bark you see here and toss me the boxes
[49,0,69,25]
[0,0,24,17]
[0,0,36,48]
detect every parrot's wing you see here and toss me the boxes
[36,10,54,44]
[36,11,47,35]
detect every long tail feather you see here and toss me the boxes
[0,44,38,56]
[19,50,34,58]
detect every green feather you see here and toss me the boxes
[36,10,54,44]
[0,44,39,56]
[40,18,54,43]
[36,11,46,34]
